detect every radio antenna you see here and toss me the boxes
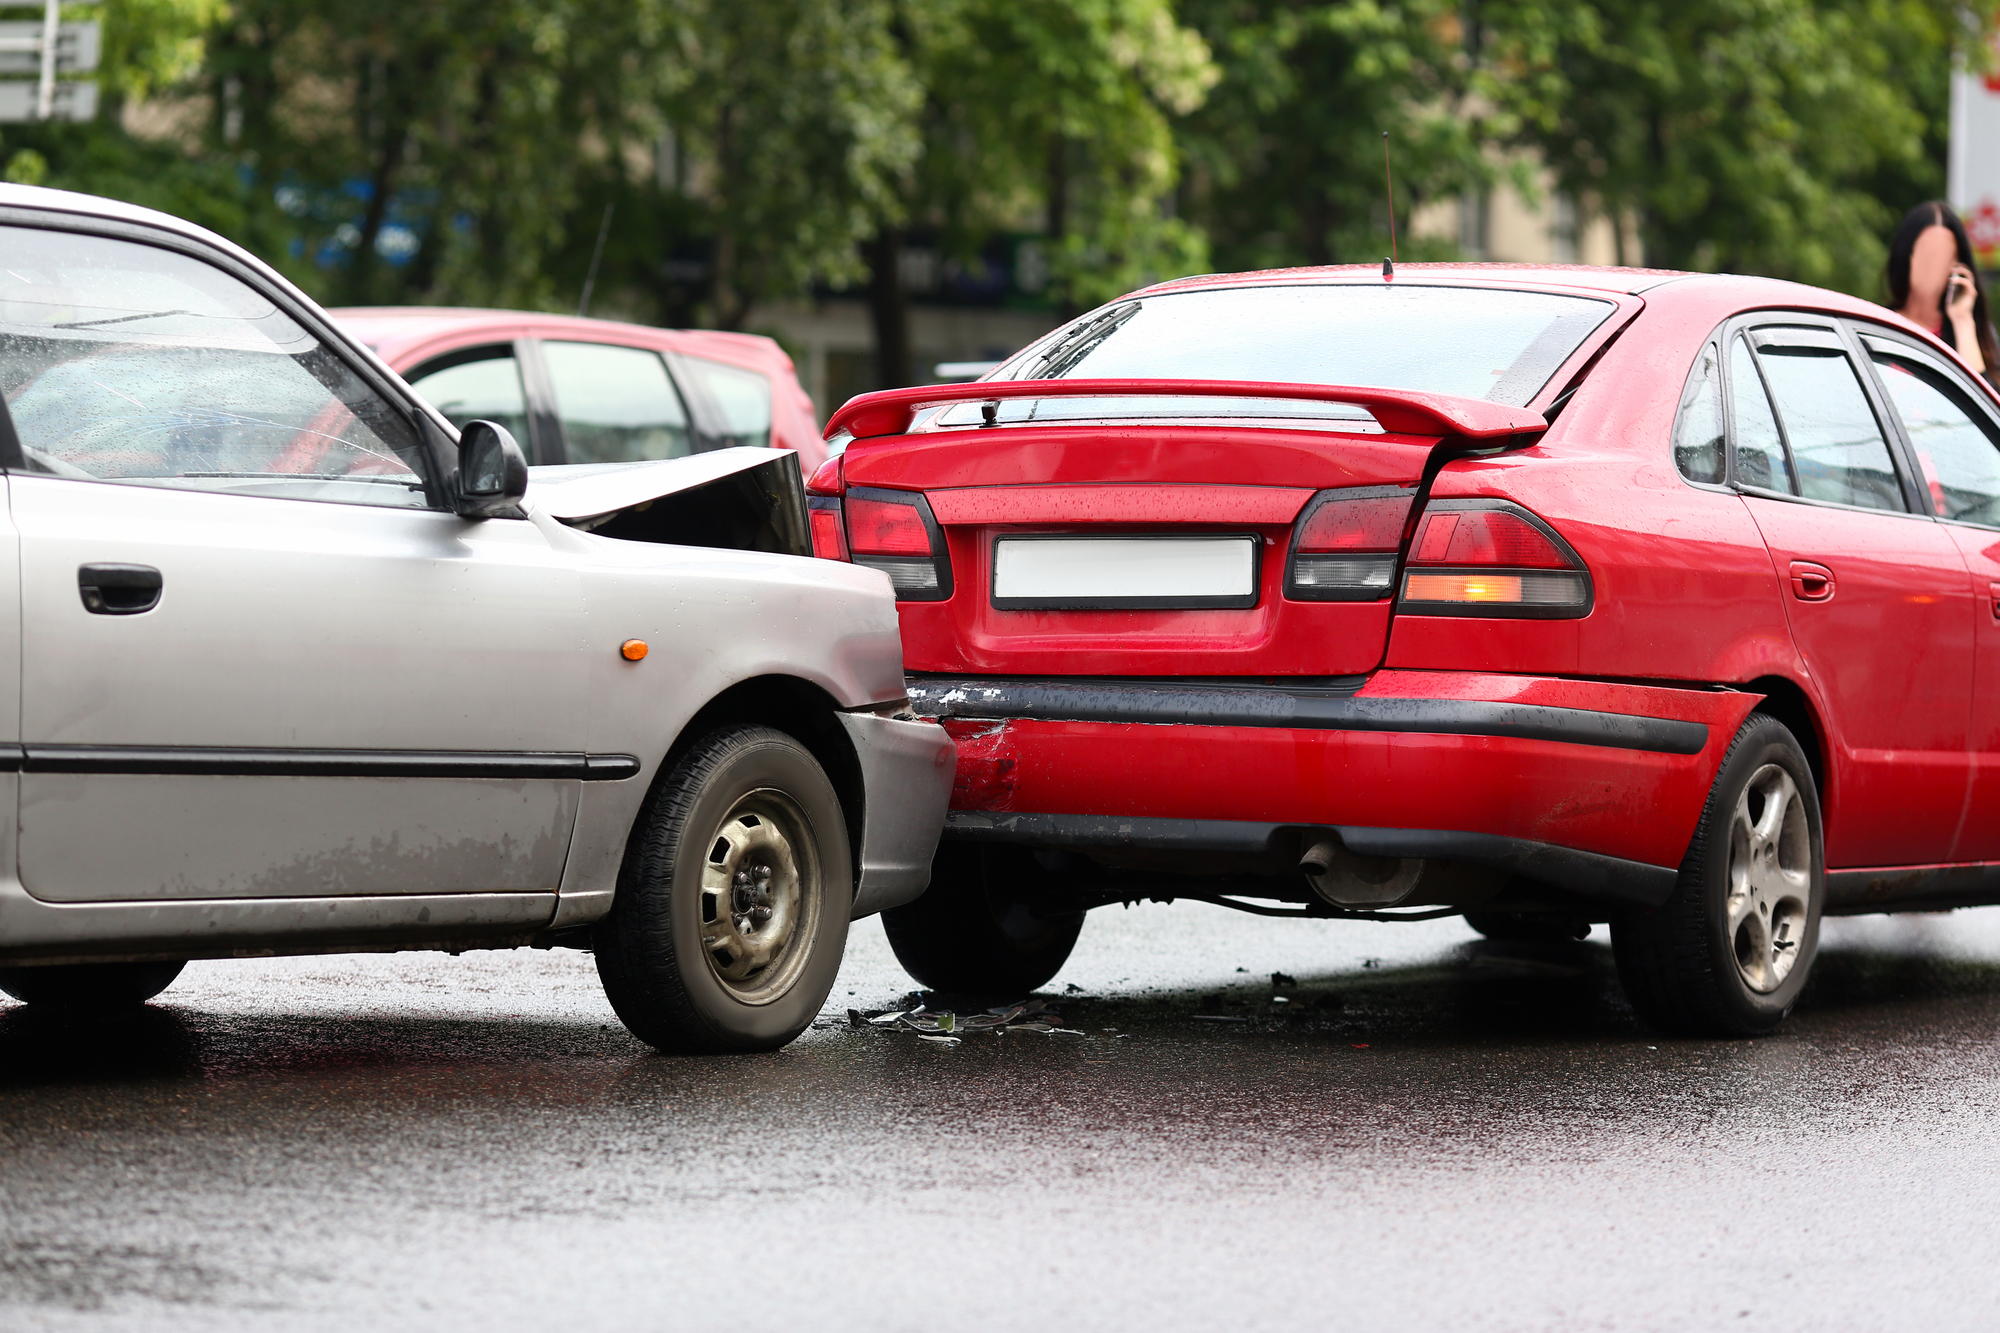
[1382,131,1398,272]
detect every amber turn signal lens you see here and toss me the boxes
[1406,572,1524,603]
[620,639,649,661]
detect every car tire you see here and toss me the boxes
[881,843,1085,999]
[1463,910,1589,942]
[1611,712,1824,1038]
[594,725,852,1054]
[0,960,186,1010]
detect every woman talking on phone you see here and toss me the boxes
[1887,200,2000,387]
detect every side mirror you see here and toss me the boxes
[453,419,529,519]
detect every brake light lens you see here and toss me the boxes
[808,501,847,560]
[841,487,953,601]
[1400,501,1590,617]
[1286,486,1414,601]
[847,498,935,555]
[1411,510,1571,567]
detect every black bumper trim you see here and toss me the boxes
[0,745,642,781]
[943,811,1679,907]
[907,676,1709,755]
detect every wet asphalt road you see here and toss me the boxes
[4,904,2000,1332]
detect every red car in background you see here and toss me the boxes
[806,262,2000,1037]
[332,308,825,474]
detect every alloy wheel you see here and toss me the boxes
[1726,763,1812,994]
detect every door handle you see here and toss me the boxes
[1788,560,1835,602]
[1989,581,2000,621]
[78,563,163,615]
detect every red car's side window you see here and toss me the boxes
[1863,335,2000,526]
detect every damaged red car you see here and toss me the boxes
[806,263,2000,1036]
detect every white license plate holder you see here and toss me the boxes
[991,535,1260,610]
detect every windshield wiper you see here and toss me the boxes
[1017,302,1141,380]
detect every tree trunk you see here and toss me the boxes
[865,227,910,390]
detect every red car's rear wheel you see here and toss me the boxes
[882,843,1084,999]
[1611,713,1824,1037]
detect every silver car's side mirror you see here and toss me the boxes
[454,419,529,518]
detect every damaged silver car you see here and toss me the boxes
[0,185,955,1052]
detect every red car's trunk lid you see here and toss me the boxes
[843,425,1440,677]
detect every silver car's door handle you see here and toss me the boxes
[78,563,163,615]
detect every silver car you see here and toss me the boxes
[0,185,954,1052]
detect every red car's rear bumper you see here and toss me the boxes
[911,670,1761,907]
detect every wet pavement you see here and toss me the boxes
[4,903,2000,1332]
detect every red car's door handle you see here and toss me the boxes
[1789,561,1835,602]
[1989,581,2000,620]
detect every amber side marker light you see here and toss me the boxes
[620,639,649,661]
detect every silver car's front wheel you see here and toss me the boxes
[1612,713,1824,1037]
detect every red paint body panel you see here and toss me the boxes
[827,376,1550,442]
[926,484,1314,526]
[842,426,1437,491]
[903,522,1395,676]
[943,672,1760,870]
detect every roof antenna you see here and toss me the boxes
[577,202,615,318]
[1382,131,1397,280]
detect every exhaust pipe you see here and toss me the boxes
[1299,836,1424,909]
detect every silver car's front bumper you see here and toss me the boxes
[835,711,956,918]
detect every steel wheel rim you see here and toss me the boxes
[1726,763,1812,994]
[696,788,820,1005]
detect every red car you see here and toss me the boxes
[804,262,2000,1036]
[331,308,826,474]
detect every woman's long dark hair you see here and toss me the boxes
[1886,200,2000,373]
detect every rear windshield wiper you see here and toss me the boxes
[1017,302,1141,380]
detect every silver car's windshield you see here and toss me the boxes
[990,283,1616,410]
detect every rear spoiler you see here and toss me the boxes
[824,377,1549,445]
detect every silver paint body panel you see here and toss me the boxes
[0,183,953,963]
[838,711,956,917]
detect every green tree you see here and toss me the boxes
[861,0,1217,388]
[1173,0,1493,273]
[1475,0,2000,294]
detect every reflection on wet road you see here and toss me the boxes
[4,906,2000,1331]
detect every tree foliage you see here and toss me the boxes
[1476,0,2000,293]
[2,0,1994,335]
[1175,0,1492,273]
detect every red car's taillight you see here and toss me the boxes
[806,455,849,559]
[844,486,953,601]
[808,501,848,560]
[1285,486,1415,601]
[1400,500,1591,616]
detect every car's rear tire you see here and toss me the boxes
[0,960,186,1010]
[1611,712,1823,1038]
[594,725,852,1054]
[1463,910,1589,942]
[881,843,1084,999]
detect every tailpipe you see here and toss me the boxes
[1299,836,1425,909]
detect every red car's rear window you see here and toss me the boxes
[992,284,1614,408]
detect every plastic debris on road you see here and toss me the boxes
[847,995,1088,1044]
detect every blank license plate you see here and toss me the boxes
[991,536,1259,610]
